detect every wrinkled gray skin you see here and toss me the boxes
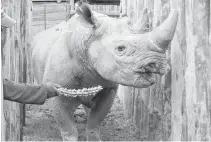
[32,7,178,141]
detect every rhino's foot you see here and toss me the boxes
[61,130,78,141]
[48,96,80,141]
[85,88,116,141]
[86,128,101,141]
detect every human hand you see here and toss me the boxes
[44,83,63,98]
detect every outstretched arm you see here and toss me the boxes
[3,78,61,104]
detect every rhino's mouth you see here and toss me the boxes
[133,64,161,86]
[134,65,161,75]
[134,68,160,74]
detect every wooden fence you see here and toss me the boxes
[1,0,210,141]
[32,0,120,36]
[1,0,32,141]
[32,1,70,35]
[117,0,211,141]
[171,0,211,140]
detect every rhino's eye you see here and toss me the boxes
[117,45,126,52]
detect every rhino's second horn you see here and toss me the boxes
[148,10,178,51]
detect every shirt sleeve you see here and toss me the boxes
[3,78,48,104]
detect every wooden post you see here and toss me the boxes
[119,0,127,17]
[170,0,184,140]
[153,0,161,27]
[1,0,32,140]
[171,0,211,140]
[2,1,23,140]
[69,0,75,17]
[20,0,33,127]
[63,0,71,21]
[44,2,47,30]
[185,0,210,140]
[210,0,211,48]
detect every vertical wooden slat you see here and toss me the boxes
[122,87,135,119]
[170,0,184,139]
[153,0,161,27]
[132,88,150,140]
[20,0,33,127]
[209,1,211,47]
[69,0,74,14]
[65,0,71,21]
[185,0,197,140]
[188,0,210,140]
[2,0,22,140]
[171,0,211,141]
[44,2,47,30]
[1,0,32,140]
[209,0,211,139]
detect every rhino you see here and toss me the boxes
[32,2,178,141]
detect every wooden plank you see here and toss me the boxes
[69,0,74,11]
[44,3,47,29]
[122,87,135,119]
[153,0,161,27]
[21,0,33,126]
[1,0,32,140]
[170,1,186,140]
[185,0,198,140]
[2,0,22,140]
[171,0,211,140]
[210,1,211,48]
[132,88,150,140]
[187,0,210,140]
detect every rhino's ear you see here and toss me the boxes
[75,1,96,26]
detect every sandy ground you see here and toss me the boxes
[23,97,141,141]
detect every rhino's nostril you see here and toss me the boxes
[148,63,156,68]
[145,65,156,73]
[165,64,171,73]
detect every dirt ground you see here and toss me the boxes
[23,96,141,141]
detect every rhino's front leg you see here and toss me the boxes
[86,88,116,141]
[48,96,80,141]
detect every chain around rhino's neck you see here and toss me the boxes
[64,17,104,85]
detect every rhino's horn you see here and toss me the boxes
[149,10,178,51]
